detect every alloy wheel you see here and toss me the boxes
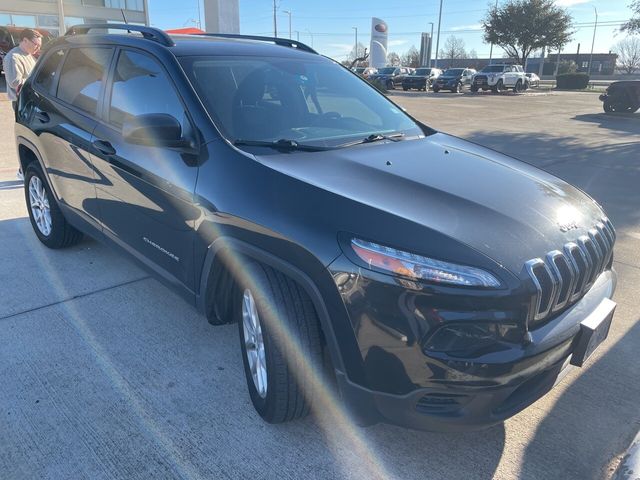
[28,175,52,236]
[242,289,267,398]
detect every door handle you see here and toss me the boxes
[92,139,116,156]
[34,111,49,123]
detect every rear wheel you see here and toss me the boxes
[24,163,82,249]
[238,262,323,423]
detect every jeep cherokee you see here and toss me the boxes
[15,25,617,431]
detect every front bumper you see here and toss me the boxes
[330,254,616,431]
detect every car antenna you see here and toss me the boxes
[121,9,131,33]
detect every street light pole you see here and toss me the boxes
[434,0,443,67]
[428,22,434,67]
[273,0,277,37]
[294,30,299,41]
[352,26,358,64]
[588,6,598,75]
[488,0,498,62]
[283,10,292,39]
[305,28,313,48]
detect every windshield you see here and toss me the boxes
[180,56,424,148]
[414,68,431,75]
[481,65,506,73]
[377,67,397,74]
[443,69,464,76]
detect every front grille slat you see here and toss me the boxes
[525,224,615,328]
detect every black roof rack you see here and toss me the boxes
[196,33,317,54]
[65,24,175,47]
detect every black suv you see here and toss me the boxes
[432,68,476,93]
[16,25,617,432]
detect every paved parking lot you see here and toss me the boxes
[1,86,639,480]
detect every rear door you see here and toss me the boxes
[90,48,199,289]
[31,46,112,225]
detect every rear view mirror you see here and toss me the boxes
[123,113,191,149]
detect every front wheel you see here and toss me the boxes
[453,81,462,93]
[25,163,82,249]
[492,80,503,93]
[433,85,440,93]
[470,85,478,93]
[402,86,409,91]
[513,80,523,93]
[238,262,323,423]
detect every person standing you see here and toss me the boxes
[4,28,42,180]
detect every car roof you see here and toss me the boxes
[48,28,321,61]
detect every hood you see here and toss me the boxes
[256,133,606,275]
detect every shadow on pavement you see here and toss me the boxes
[573,113,640,135]
[519,312,640,480]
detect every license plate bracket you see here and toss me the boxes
[570,298,616,367]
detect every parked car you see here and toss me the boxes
[432,68,476,93]
[471,64,528,93]
[369,66,411,89]
[354,66,377,78]
[0,26,55,72]
[525,72,540,88]
[599,80,640,113]
[402,67,442,91]
[16,24,617,432]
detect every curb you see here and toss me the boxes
[615,431,640,480]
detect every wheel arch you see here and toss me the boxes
[17,137,59,199]
[197,236,347,375]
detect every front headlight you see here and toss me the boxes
[350,238,502,288]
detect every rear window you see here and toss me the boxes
[57,47,112,116]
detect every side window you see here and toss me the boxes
[34,49,66,94]
[57,47,112,116]
[109,50,184,128]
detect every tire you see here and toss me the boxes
[513,80,522,93]
[492,80,503,93]
[402,86,409,91]
[386,80,394,90]
[603,101,614,113]
[470,85,478,93]
[454,81,462,93]
[24,163,82,249]
[237,262,323,423]
[433,85,440,93]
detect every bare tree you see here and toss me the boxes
[468,49,478,58]
[613,37,640,74]
[347,42,368,66]
[401,45,420,67]
[387,51,401,66]
[443,36,467,59]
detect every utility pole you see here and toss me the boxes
[305,28,313,47]
[428,22,434,67]
[434,0,443,67]
[273,0,277,37]
[588,6,598,75]
[283,10,292,39]
[488,0,498,62]
[294,30,299,41]
[352,27,358,64]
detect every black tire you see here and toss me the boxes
[603,101,614,113]
[402,86,409,91]
[386,80,394,90]
[24,163,82,249]
[432,85,440,93]
[513,80,523,93]
[237,262,323,423]
[454,81,462,93]
[470,85,478,93]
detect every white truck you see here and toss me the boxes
[471,64,528,93]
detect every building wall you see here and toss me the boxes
[0,0,147,36]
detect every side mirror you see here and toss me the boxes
[123,113,192,149]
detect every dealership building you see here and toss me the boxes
[0,0,148,36]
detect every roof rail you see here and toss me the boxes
[196,33,317,54]
[65,24,175,47]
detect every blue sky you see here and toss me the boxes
[149,0,633,60]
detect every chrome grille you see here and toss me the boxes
[525,218,615,326]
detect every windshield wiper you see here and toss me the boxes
[233,138,332,152]
[338,133,405,148]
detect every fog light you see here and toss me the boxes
[423,323,519,357]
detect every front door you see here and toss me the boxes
[90,48,200,289]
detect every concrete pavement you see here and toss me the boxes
[1,85,639,479]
